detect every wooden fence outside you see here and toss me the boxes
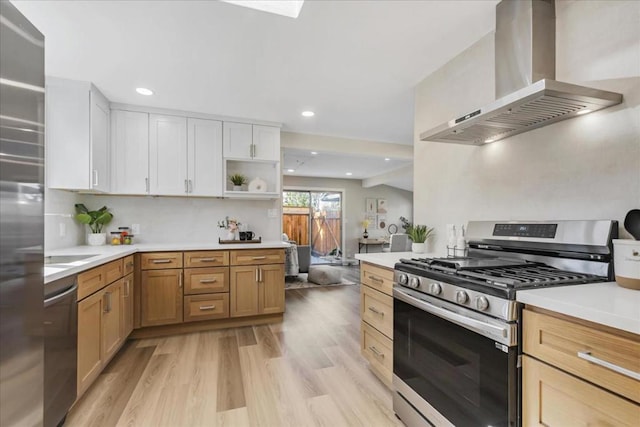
[282,214,341,256]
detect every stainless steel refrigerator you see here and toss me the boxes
[0,2,45,426]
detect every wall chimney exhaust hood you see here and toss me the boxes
[419,0,623,146]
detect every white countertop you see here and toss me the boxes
[517,282,640,335]
[355,251,443,269]
[45,241,290,284]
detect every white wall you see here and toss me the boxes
[44,189,281,250]
[414,0,640,254]
[283,176,413,258]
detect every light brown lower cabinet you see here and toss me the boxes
[141,269,183,327]
[122,273,134,337]
[230,264,284,317]
[184,293,229,322]
[523,355,640,426]
[102,279,124,362]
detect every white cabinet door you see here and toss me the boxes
[111,110,149,195]
[90,89,110,192]
[46,77,110,192]
[252,125,280,161]
[187,118,222,197]
[223,122,253,159]
[149,114,187,196]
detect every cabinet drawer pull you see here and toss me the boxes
[577,351,640,381]
[199,305,216,311]
[152,259,172,264]
[252,256,267,260]
[184,179,188,193]
[199,278,217,284]
[368,306,384,316]
[369,346,384,358]
[198,258,216,262]
[368,275,384,283]
[126,262,134,267]
[92,169,99,187]
[179,272,183,288]
[124,280,130,297]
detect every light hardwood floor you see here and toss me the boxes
[66,278,403,427]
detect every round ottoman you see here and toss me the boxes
[307,265,342,285]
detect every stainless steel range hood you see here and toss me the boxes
[420,0,623,146]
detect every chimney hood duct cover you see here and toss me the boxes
[419,0,622,146]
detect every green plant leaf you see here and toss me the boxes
[75,203,89,214]
[75,213,92,224]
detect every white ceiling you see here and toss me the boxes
[14,0,498,146]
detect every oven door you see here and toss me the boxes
[393,286,519,427]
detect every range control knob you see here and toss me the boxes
[398,274,409,285]
[475,296,490,311]
[429,282,442,295]
[409,277,420,289]
[456,290,469,304]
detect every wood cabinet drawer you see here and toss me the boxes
[230,249,285,266]
[184,267,229,295]
[523,308,640,403]
[78,265,106,301]
[523,355,640,426]
[123,255,135,275]
[104,259,124,284]
[140,252,183,270]
[360,262,394,296]
[361,285,393,339]
[184,251,229,268]
[184,293,229,322]
[361,321,393,386]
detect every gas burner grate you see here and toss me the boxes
[458,265,600,287]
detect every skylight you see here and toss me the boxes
[221,1,305,19]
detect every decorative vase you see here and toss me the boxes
[248,177,267,192]
[233,185,242,191]
[412,242,425,254]
[363,229,369,239]
[87,233,106,246]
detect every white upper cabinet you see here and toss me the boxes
[223,122,280,161]
[251,125,280,161]
[188,118,223,197]
[46,77,110,192]
[149,114,188,196]
[111,110,149,195]
[223,122,253,159]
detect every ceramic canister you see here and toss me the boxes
[613,239,640,290]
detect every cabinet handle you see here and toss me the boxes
[103,292,109,313]
[179,272,183,288]
[252,256,267,260]
[126,262,134,268]
[188,180,193,193]
[199,278,217,284]
[368,346,385,358]
[92,169,99,187]
[199,305,216,311]
[368,306,383,316]
[152,259,172,264]
[577,351,640,381]
[259,268,263,282]
[145,177,149,193]
[198,258,216,262]
[252,144,257,158]
[255,268,259,282]
[124,280,130,298]
[184,179,188,193]
[368,275,384,283]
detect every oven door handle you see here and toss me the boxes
[393,287,514,346]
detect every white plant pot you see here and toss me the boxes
[412,242,425,254]
[233,185,243,191]
[87,233,106,246]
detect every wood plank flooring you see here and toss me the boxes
[65,277,402,427]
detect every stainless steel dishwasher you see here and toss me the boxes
[44,275,78,427]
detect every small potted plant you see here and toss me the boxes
[229,173,247,191]
[407,224,434,254]
[361,219,371,238]
[74,204,113,246]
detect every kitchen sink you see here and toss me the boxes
[44,254,98,265]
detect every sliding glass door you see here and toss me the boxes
[283,190,342,265]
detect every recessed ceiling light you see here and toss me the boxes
[221,0,305,19]
[301,111,315,117]
[576,109,592,115]
[310,151,318,155]
[384,158,391,161]
[346,172,353,176]
[136,87,154,96]
[287,169,295,173]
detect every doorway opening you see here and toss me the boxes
[282,190,343,265]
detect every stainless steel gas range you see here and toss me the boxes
[391,220,617,427]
